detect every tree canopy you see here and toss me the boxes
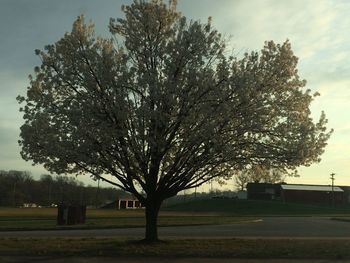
[18,0,332,241]
[233,165,298,191]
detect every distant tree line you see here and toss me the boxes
[0,170,130,207]
[234,165,299,191]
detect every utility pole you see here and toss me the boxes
[95,178,100,208]
[330,173,335,206]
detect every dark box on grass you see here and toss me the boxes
[57,205,86,225]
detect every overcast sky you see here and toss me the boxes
[0,0,349,188]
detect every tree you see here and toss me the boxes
[234,165,296,190]
[0,170,33,206]
[40,174,54,205]
[234,171,251,191]
[18,0,332,242]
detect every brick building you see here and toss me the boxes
[247,183,347,205]
[280,184,345,205]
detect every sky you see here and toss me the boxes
[0,0,349,190]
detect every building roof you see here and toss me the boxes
[281,184,344,192]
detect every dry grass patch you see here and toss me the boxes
[0,207,253,231]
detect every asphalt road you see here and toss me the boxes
[1,217,350,238]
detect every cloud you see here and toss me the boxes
[0,0,127,73]
[0,125,37,172]
[295,157,350,185]
[0,0,349,185]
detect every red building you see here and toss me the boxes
[280,184,345,205]
[247,183,347,205]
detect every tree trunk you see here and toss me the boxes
[144,198,162,242]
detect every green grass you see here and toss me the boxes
[165,199,350,216]
[2,199,350,231]
[0,207,253,231]
[0,237,349,260]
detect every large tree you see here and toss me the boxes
[234,165,297,191]
[18,0,332,241]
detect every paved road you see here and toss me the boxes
[1,217,350,238]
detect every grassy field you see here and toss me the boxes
[0,207,252,231]
[2,200,350,260]
[0,237,348,260]
[1,199,350,231]
[166,198,350,216]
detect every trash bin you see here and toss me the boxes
[57,205,86,225]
